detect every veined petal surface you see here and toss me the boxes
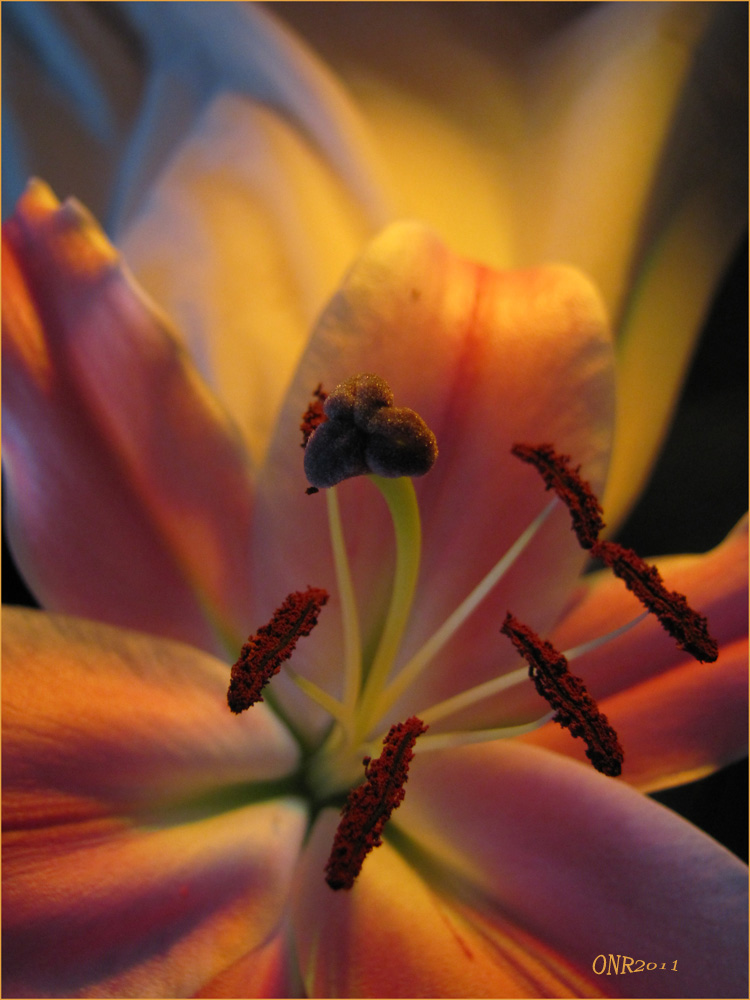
[2,608,300,817]
[2,607,306,999]
[192,926,300,999]
[388,742,743,999]
[293,809,601,999]
[2,180,255,654]
[4,800,306,999]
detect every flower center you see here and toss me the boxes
[226,374,718,890]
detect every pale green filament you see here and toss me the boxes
[564,611,649,660]
[283,487,362,746]
[363,497,558,733]
[353,475,422,742]
[401,714,554,753]
[412,610,650,734]
[326,486,363,729]
[284,666,349,725]
[417,664,532,728]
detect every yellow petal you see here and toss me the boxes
[121,92,382,465]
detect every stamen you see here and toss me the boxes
[227,587,329,713]
[511,443,605,548]
[325,716,428,890]
[500,613,624,777]
[511,442,718,663]
[591,540,719,663]
[304,373,438,489]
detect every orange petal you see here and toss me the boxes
[192,927,299,999]
[523,637,747,793]
[548,517,747,698]
[2,608,300,819]
[519,519,748,787]
[3,800,306,998]
[2,608,307,998]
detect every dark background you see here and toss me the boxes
[614,239,748,863]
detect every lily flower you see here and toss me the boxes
[3,181,747,997]
[3,3,746,524]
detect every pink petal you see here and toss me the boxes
[2,180,255,654]
[293,810,600,998]
[4,801,306,999]
[255,221,615,728]
[2,607,306,998]
[330,740,744,999]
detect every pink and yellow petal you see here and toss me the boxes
[275,4,744,531]
[292,810,600,998]
[193,925,300,999]
[2,608,299,816]
[2,180,255,654]
[256,221,615,726]
[120,91,383,467]
[393,741,747,999]
[3,799,306,998]
[2,607,308,997]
